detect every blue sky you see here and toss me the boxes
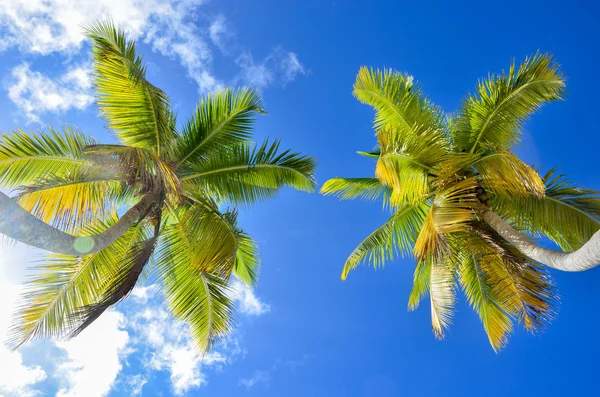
[1,0,600,396]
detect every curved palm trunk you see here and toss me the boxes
[482,209,600,272]
[0,191,155,256]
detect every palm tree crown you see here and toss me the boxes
[322,53,600,351]
[2,22,316,352]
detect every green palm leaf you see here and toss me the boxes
[407,259,431,311]
[454,53,565,153]
[234,233,260,286]
[320,177,392,207]
[181,139,316,205]
[353,67,448,147]
[176,88,265,167]
[86,21,175,156]
[341,202,430,280]
[156,207,235,352]
[375,148,432,205]
[0,126,96,188]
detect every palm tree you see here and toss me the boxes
[321,53,600,351]
[1,22,316,352]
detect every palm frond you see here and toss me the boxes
[0,126,96,188]
[357,149,380,158]
[414,206,446,261]
[473,152,545,197]
[85,21,175,156]
[353,67,449,201]
[70,231,158,337]
[7,215,148,348]
[181,139,316,205]
[233,233,260,286]
[14,171,126,233]
[492,169,600,251]
[458,252,513,352]
[429,262,455,339]
[353,67,448,147]
[375,151,431,206]
[414,178,477,260]
[374,122,449,204]
[156,206,234,353]
[164,196,240,278]
[432,177,478,233]
[341,202,430,280]
[320,177,392,207]
[467,226,556,330]
[176,88,265,166]
[407,259,431,311]
[454,52,565,153]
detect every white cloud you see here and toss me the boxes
[236,52,275,90]
[0,346,47,397]
[130,284,159,304]
[0,281,47,397]
[0,0,307,120]
[142,1,222,92]
[229,279,271,316]
[55,311,129,397]
[127,374,147,396]
[236,48,307,90]
[0,0,220,92]
[209,15,230,52]
[8,63,93,121]
[131,301,238,395]
[0,0,201,55]
[280,52,306,83]
[0,243,47,397]
[125,374,147,396]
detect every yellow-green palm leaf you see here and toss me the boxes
[0,126,97,188]
[86,22,175,156]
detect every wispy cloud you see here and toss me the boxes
[0,1,307,121]
[239,355,313,389]
[229,279,271,316]
[280,52,306,84]
[236,47,307,90]
[8,63,93,121]
[240,369,271,388]
[0,0,206,55]
[209,14,231,53]
[127,374,147,397]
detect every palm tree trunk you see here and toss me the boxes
[482,209,600,272]
[0,191,155,256]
